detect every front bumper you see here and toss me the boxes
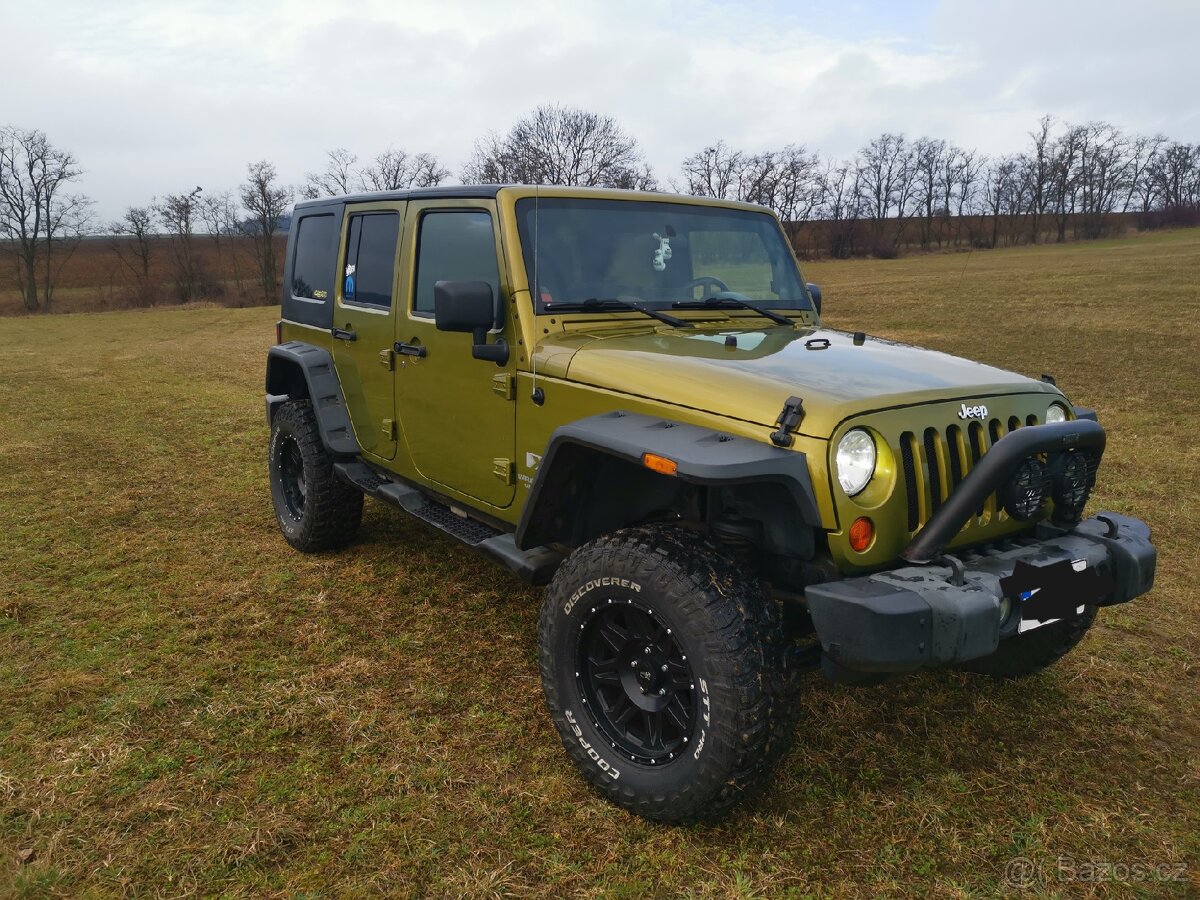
[805,511,1155,681]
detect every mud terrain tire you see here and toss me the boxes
[538,525,797,823]
[268,400,363,552]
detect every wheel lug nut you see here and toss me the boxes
[660,664,668,672]
[630,659,638,668]
[658,688,666,695]
[644,647,652,654]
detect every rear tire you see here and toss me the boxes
[268,400,363,552]
[960,605,1097,678]
[538,525,797,823]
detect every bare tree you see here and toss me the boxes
[910,137,946,250]
[303,146,451,198]
[239,160,292,305]
[763,145,825,244]
[462,105,653,187]
[1123,133,1167,214]
[680,141,750,200]
[109,205,156,306]
[855,133,910,245]
[302,148,358,200]
[983,156,1021,248]
[0,126,92,312]
[1150,142,1198,210]
[199,190,248,302]
[361,148,450,190]
[820,160,863,258]
[155,187,207,301]
[1019,116,1056,243]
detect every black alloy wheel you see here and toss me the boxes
[576,598,696,765]
[277,434,308,521]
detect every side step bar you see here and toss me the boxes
[333,461,563,585]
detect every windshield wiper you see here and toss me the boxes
[545,298,694,328]
[672,295,795,327]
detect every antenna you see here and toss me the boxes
[530,184,544,405]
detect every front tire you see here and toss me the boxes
[538,525,796,823]
[268,400,363,552]
[960,605,1098,678]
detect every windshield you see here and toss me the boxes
[514,197,811,313]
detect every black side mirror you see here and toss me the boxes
[806,282,822,315]
[434,280,508,365]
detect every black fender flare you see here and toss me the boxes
[265,341,359,456]
[515,410,822,552]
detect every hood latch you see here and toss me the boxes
[770,396,805,447]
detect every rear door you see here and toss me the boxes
[395,199,517,508]
[330,201,406,461]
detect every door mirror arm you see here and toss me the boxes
[471,330,509,365]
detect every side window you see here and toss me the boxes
[342,212,400,308]
[291,214,336,301]
[413,210,500,315]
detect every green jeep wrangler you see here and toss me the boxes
[265,186,1156,822]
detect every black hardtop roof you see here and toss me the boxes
[293,185,504,211]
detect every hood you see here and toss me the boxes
[551,323,1057,438]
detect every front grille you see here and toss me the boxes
[899,414,1040,536]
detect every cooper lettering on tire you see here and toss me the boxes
[538,524,797,823]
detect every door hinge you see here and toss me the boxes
[378,348,394,370]
[491,373,515,400]
[382,418,397,440]
[492,458,514,484]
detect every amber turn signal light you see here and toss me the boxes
[849,516,874,552]
[642,452,678,476]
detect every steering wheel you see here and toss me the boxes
[681,275,730,299]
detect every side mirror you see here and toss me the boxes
[806,282,822,315]
[434,280,508,365]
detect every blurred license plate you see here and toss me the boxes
[1017,558,1089,633]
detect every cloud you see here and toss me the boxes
[0,0,1195,221]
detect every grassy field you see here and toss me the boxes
[1,229,1198,897]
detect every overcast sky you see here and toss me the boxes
[3,0,1197,222]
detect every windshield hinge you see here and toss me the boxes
[770,396,805,447]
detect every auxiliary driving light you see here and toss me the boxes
[1000,457,1047,520]
[1049,450,1094,518]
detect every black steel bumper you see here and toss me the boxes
[806,511,1155,682]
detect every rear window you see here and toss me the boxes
[343,213,400,308]
[291,214,335,301]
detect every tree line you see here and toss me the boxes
[3,107,1198,312]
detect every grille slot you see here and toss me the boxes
[900,432,919,531]
[898,412,1042,538]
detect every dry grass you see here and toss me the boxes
[1,229,1198,897]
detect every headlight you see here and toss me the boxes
[836,429,876,496]
[1046,403,1068,424]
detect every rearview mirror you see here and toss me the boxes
[806,282,822,315]
[433,280,508,365]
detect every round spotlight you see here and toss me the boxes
[1050,450,1093,517]
[998,595,1014,626]
[1001,457,1047,520]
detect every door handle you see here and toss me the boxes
[394,340,427,358]
[332,327,357,342]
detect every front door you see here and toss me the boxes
[331,201,406,461]
[396,200,516,508]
